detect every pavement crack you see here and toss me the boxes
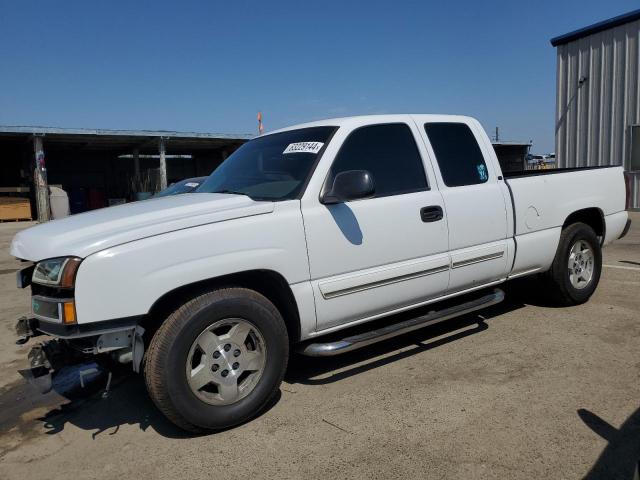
[321,418,353,435]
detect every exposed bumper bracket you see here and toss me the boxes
[17,342,59,394]
[15,316,42,345]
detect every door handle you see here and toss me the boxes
[420,205,443,222]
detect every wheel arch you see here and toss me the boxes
[142,269,301,344]
[562,208,605,244]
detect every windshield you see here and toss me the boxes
[197,126,337,200]
[155,177,206,197]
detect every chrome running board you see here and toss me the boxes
[297,288,505,357]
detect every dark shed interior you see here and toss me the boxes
[0,127,250,218]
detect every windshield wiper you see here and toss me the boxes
[212,189,251,197]
[211,189,272,201]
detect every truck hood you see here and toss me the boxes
[10,193,274,261]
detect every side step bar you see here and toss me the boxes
[297,288,505,357]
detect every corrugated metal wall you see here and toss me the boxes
[555,18,640,168]
[555,18,640,207]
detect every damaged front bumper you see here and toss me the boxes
[16,315,145,394]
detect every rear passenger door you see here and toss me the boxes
[419,121,510,293]
[301,121,450,332]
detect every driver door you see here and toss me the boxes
[301,121,450,332]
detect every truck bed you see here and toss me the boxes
[503,165,628,278]
[503,165,622,179]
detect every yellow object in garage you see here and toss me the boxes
[0,197,32,221]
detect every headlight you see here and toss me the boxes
[32,257,82,288]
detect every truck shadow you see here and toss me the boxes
[285,276,572,386]
[286,316,489,385]
[36,375,197,439]
[32,377,281,439]
[501,276,571,308]
[285,288,528,385]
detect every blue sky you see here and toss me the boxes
[0,1,638,152]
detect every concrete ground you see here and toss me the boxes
[0,214,638,479]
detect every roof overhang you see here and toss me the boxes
[0,126,253,154]
[551,9,640,47]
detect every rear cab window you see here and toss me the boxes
[326,123,428,198]
[424,123,489,187]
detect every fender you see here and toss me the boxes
[74,201,311,324]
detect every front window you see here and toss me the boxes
[326,123,428,198]
[198,126,337,200]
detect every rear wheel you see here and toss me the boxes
[543,222,602,305]
[144,288,288,432]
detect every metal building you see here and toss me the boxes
[551,9,640,208]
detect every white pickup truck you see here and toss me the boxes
[11,114,631,432]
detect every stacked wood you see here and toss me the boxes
[0,197,32,221]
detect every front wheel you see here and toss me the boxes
[543,222,602,306]
[144,288,289,432]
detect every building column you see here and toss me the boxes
[33,135,50,222]
[158,138,167,191]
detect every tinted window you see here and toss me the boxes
[328,124,427,198]
[198,126,336,200]
[424,123,489,187]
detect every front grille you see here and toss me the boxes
[31,283,74,299]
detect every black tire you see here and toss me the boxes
[144,287,288,432]
[543,222,602,306]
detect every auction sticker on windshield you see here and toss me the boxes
[283,142,324,155]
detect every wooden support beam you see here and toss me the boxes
[33,135,50,222]
[158,138,167,191]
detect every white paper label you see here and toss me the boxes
[283,142,324,155]
[185,182,200,187]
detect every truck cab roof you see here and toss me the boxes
[266,114,479,136]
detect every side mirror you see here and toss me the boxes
[321,170,375,205]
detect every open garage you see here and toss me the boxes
[0,127,250,221]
